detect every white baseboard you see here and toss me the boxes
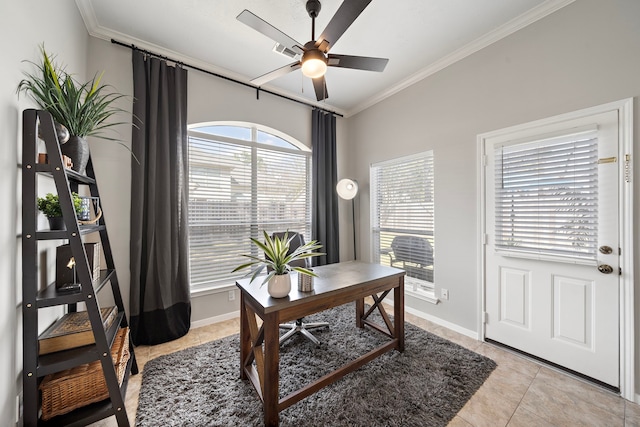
[405,305,479,339]
[191,310,240,329]
[382,300,479,340]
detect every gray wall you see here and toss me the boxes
[346,0,640,385]
[1,2,90,424]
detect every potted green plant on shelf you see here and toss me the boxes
[37,192,83,230]
[232,231,324,298]
[17,45,132,175]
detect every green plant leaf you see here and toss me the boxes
[232,230,324,286]
[36,192,83,218]
[291,266,318,277]
[17,44,138,163]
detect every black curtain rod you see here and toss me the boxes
[110,39,343,118]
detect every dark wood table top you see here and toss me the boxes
[235,261,405,313]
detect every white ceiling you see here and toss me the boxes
[76,0,573,116]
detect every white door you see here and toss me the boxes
[484,110,620,387]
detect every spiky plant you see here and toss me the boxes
[17,45,131,151]
[232,231,325,286]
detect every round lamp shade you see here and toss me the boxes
[336,178,358,200]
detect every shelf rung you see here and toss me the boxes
[37,353,135,427]
[37,269,115,308]
[37,312,125,377]
[36,225,105,240]
[38,396,117,427]
[34,163,97,185]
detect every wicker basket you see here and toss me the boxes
[40,327,130,420]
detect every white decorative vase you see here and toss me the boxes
[268,274,291,298]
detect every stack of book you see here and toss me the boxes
[38,306,118,355]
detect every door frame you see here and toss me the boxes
[477,98,634,400]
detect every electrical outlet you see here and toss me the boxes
[228,290,235,301]
[441,288,449,300]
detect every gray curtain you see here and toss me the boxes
[129,51,191,345]
[311,109,340,265]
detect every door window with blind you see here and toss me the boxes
[188,123,311,292]
[494,129,598,262]
[371,151,435,300]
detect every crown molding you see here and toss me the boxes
[345,0,576,117]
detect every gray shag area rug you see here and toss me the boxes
[136,303,496,427]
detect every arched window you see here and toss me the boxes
[188,122,311,292]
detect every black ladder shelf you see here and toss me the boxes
[22,109,138,426]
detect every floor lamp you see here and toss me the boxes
[336,178,359,260]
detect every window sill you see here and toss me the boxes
[191,283,237,298]
[405,289,439,305]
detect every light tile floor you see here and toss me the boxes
[92,311,640,426]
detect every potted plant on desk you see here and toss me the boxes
[232,231,324,298]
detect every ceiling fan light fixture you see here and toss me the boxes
[238,1,388,101]
[301,49,327,78]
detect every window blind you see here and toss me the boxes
[188,128,311,291]
[371,151,435,294]
[494,132,598,261]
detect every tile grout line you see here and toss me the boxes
[505,366,542,426]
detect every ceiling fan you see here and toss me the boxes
[237,0,389,101]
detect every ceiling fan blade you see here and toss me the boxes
[327,54,388,72]
[251,62,301,86]
[312,76,328,101]
[237,10,304,55]
[315,0,372,52]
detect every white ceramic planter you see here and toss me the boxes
[268,273,291,298]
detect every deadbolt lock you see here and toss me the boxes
[598,264,614,274]
[599,246,613,254]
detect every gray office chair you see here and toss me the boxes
[272,232,329,346]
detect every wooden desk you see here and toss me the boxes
[236,261,405,427]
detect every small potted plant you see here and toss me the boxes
[37,192,83,230]
[232,231,324,298]
[17,45,132,175]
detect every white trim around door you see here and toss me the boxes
[477,98,634,400]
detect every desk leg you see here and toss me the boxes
[394,276,405,352]
[239,291,250,380]
[355,298,364,328]
[263,311,280,427]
